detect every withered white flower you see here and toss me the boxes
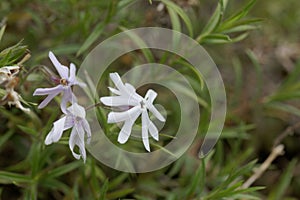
[100,73,165,152]
[0,66,30,113]
[45,103,91,162]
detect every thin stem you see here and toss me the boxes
[242,144,285,189]
[85,102,105,111]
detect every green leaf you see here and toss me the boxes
[185,159,206,197]
[17,125,37,136]
[200,0,226,36]
[46,161,82,178]
[167,6,181,33]
[106,188,135,200]
[224,0,257,26]
[160,0,194,37]
[99,179,109,200]
[0,171,32,184]
[119,26,155,62]
[0,130,13,149]
[268,159,297,200]
[77,22,105,56]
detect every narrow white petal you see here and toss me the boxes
[145,112,159,141]
[145,89,157,103]
[107,106,141,123]
[100,96,139,107]
[147,104,166,122]
[82,119,92,139]
[49,51,69,79]
[117,109,140,144]
[110,73,126,92]
[142,110,150,152]
[108,87,121,95]
[45,117,66,145]
[69,124,86,162]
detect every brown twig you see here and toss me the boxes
[273,121,300,148]
[242,144,285,189]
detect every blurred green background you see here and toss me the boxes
[0,0,300,199]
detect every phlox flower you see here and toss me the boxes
[45,103,91,162]
[33,51,85,112]
[100,73,165,152]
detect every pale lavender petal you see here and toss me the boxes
[142,110,150,152]
[100,96,139,107]
[64,115,75,129]
[145,89,157,104]
[147,104,166,122]
[74,81,87,88]
[67,103,85,118]
[49,51,69,79]
[144,111,159,141]
[61,87,73,113]
[69,124,86,162]
[82,119,91,139]
[107,105,141,123]
[37,90,61,109]
[33,85,63,96]
[118,109,140,144]
[108,87,121,95]
[68,63,76,83]
[45,116,66,145]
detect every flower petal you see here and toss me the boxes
[45,116,66,145]
[144,111,159,141]
[145,89,157,104]
[33,85,63,96]
[117,109,140,144]
[68,63,76,83]
[142,110,150,152]
[69,124,86,162]
[110,72,126,92]
[61,87,76,113]
[146,104,166,122]
[49,51,69,79]
[82,118,92,143]
[107,105,141,123]
[108,87,121,95]
[37,90,61,109]
[67,103,86,118]
[100,96,139,107]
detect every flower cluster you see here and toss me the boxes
[34,52,90,162]
[34,52,166,162]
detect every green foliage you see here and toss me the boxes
[0,0,299,199]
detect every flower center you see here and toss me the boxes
[60,78,68,86]
[140,100,146,109]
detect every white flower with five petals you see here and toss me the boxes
[45,103,91,162]
[100,73,165,152]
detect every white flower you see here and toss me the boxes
[100,73,165,152]
[45,103,91,162]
